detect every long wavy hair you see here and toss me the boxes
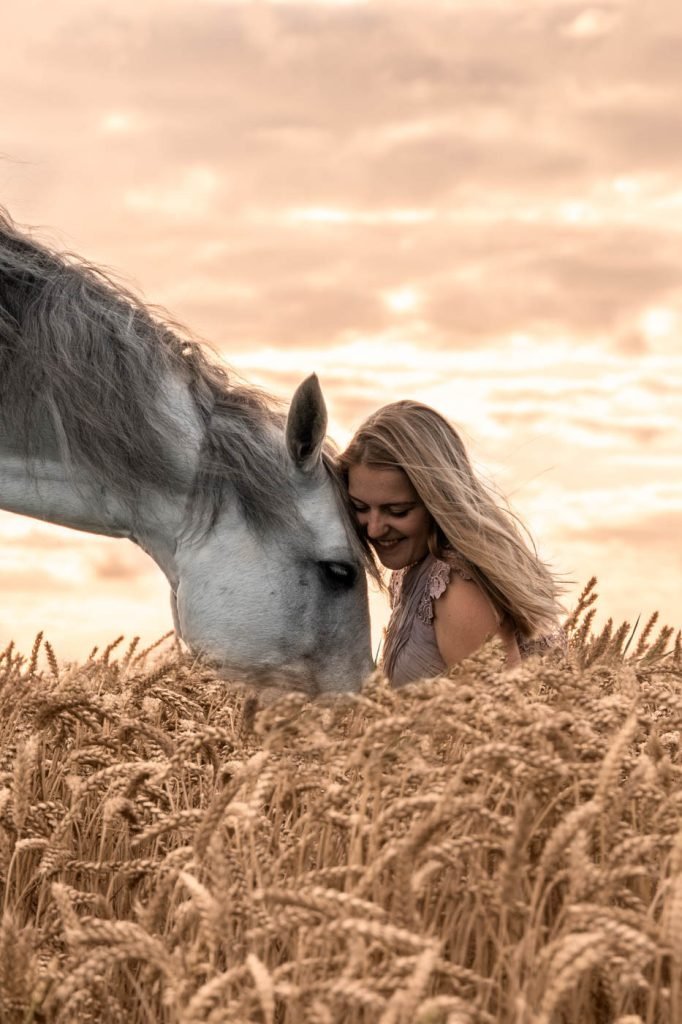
[0,207,366,554]
[337,400,565,639]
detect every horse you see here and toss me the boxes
[0,209,373,694]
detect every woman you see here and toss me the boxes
[337,401,565,686]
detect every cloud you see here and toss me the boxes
[562,7,622,39]
[125,167,220,219]
[563,509,682,551]
[0,517,162,589]
[2,0,681,650]
[90,547,161,583]
[6,0,682,353]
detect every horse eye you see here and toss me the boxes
[319,561,358,590]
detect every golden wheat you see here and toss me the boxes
[0,588,680,1022]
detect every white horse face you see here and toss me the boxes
[173,377,373,694]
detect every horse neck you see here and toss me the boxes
[0,368,207,585]
[0,438,191,592]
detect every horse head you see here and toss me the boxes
[171,375,374,694]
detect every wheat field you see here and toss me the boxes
[0,580,681,1024]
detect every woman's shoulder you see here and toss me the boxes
[416,553,474,624]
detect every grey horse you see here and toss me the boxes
[0,209,373,693]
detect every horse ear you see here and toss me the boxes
[286,373,328,473]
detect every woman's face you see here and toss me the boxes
[347,464,431,570]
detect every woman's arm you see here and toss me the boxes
[433,576,520,668]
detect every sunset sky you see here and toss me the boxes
[1,0,680,661]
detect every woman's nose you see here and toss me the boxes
[365,510,387,539]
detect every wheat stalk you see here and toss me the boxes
[0,610,678,1024]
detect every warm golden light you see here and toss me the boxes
[286,207,352,225]
[563,8,619,38]
[383,287,420,314]
[99,112,136,134]
[125,168,219,218]
[1,0,680,659]
[640,307,676,340]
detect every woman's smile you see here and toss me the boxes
[347,464,431,569]
[372,536,404,549]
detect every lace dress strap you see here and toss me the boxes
[416,557,473,624]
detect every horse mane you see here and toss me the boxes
[0,207,295,533]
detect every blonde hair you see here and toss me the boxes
[338,401,564,639]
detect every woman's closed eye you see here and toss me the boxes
[350,502,413,518]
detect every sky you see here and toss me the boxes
[1,0,680,662]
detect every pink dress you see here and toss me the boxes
[382,553,562,687]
